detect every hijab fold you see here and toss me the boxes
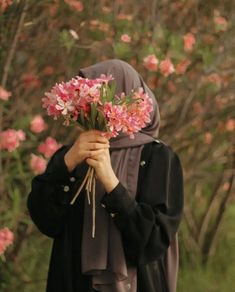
[78,59,178,292]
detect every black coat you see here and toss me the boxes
[27,140,184,292]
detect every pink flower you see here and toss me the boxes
[0,0,13,13]
[0,86,11,101]
[206,73,222,85]
[183,33,196,52]
[102,88,153,139]
[55,97,75,115]
[30,154,47,174]
[0,129,26,152]
[0,227,14,256]
[143,54,159,72]
[64,0,84,12]
[0,242,5,256]
[37,137,62,158]
[225,119,235,131]
[42,66,54,76]
[175,59,191,74]
[222,182,230,191]
[159,58,175,77]
[21,73,41,89]
[204,132,213,144]
[30,115,48,133]
[120,34,131,43]
[214,15,228,32]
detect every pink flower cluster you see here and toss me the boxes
[37,137,62,158]
[214,10,228,32]
[30,154,47,175]
[143,54,159,72]
[0,129,26,152]
[183,33,196,52]
[0,0,13,13]
[143,54,175,77]
[0,227,14,256]
[102,88,153,138]
[120,34,131,43]
[30,115,48,133]
[0,86,11,101]
[42,75,112,125]
[42,75,153,139]
[30,137,62,175]
[143,32,197,78]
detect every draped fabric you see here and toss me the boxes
[78,59,178,292]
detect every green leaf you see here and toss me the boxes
[109,81,116,100]
[97,111,106,130]
[90,103,97,128]
[80,109,85,125]
[100,84,105,103]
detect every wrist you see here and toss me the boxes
[64,150,77,172]
[103,174,119,194]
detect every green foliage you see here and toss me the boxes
[113,42,132,59]
[58,29,76,53]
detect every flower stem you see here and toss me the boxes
[70,166,91,205]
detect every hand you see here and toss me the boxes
[85,147,119,193]
[64,129,110,172]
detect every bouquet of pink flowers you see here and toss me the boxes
[42,74,153,237]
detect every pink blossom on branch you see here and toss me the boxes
[30,154,47,175]
[21,73,41,89]
[214,15,228,32]
[37,137,62,158]
[159,58,175,77]
[0,129,26,152]
[30,115,48,133]
[0,0,13,14]
[120,34,131,43]
[143,54,159,72]
[0,86,11,101]
[176,59,191,74]
[0,227,14,257]
[42,66,54,76]
[183,32,196,52]
[225,119,235,131]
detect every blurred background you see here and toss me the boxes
[0,0,234,291]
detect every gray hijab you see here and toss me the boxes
[78,59,178,292]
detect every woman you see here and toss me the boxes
[27,59,184,292]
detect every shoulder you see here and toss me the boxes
[151,139,175,155]
[148,139,182,166]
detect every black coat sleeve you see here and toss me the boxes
[27,144,85,238]
[100,146,184,266]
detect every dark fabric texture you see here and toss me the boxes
[27,139,184,292]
